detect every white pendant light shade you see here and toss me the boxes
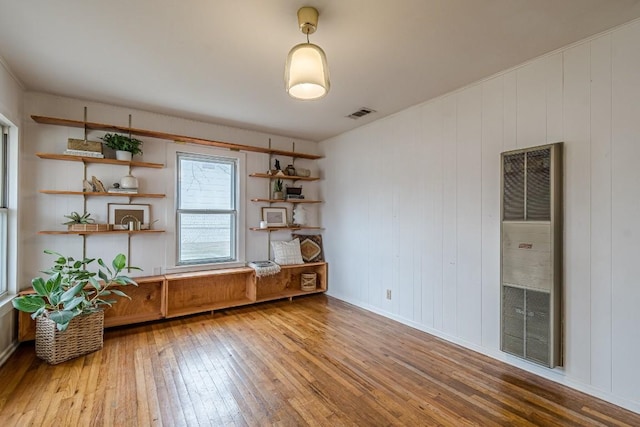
[285,42,330,100]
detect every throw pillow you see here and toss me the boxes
[271,238,304,265]
[291,234,324,263]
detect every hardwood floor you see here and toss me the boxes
[0,295,638,426]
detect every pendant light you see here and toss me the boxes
[285,7,330,100]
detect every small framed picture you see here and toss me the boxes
[108,203,150,229]
[261,207,288,227]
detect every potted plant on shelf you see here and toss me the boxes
[99,133,143,161]
[273,179,284,200]
[12,250,140,364]
[62,211,110,232]
[63,211,94,230]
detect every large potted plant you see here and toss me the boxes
[99,133,143,161]
[12,250,140,364]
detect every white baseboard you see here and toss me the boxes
[0,340,19,368]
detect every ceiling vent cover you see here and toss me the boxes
[347,107,376,119]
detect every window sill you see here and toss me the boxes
[164,261,247,275]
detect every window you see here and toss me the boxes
[177,152,238,265]
[0,126,8,297]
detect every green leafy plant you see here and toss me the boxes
[12,250,140,331]
[273,179,283,192]
[62,211,94,225]
[99,133,143,156]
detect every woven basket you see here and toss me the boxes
[35,310,104,364]
[301,273,317,291]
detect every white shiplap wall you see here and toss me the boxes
[20,92,321,291]
[320,20,640,412]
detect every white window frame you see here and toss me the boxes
[0,126,9,298]
[0,118,18,310]
[165,143,246,273]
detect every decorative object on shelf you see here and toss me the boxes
[293,205,307,226]
[271,238,304,265]
[11,250,139,364]
[108,203,150,230]
[63,211,94,225]
[99,133,143,160]
[295,167,311,177]
[107,184,138,195]
[247,260,281,278]
[262,207,288,227]
[63,211,96,231]
[301,273,317,291]
[119,173,139,189]
[285,6,330,100]
[285,164,296,176]
[292,233,324,262]
[259,220,268,229]
[144,219,158,230]
[63,148,104,159]
[68,223,112,232]
[67,138,103,154]
[65,138,104,158]
[286,185,303,196]
[91,176,106,192]
[274,159,281,170]
[273,179,284,200]
[82,179,94,192]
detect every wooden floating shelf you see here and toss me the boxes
[250,198,322,204]
[40,190,166,198]
[39,229,165,235]
[249,173,319,181]
[249,226,323,231]
[36,152,164,168]
[32,115,323,160]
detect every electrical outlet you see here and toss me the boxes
[386,289,392,300]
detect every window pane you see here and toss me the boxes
[179,157,234,210]
[178,213,233,263]
[0,129,7,295]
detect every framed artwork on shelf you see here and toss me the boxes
[261,207,288,227]
[108,203,150,230]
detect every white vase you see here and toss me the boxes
[115,150,132,161]
[120,174,138,189]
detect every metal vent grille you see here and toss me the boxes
[526,148,551,220]
[503,153,525,220]
[346,107,376,119]
[525,290,550,365]
[502,286,525,357]
[501,143,562,368]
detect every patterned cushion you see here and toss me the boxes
[291,234,324,263]
[271,238,304,265]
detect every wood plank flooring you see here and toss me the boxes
[0,295,638,426]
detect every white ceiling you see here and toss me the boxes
[1,0,640,142]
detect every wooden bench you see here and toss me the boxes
[17,262,327,341]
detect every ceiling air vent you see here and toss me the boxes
[346,107,376,119]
